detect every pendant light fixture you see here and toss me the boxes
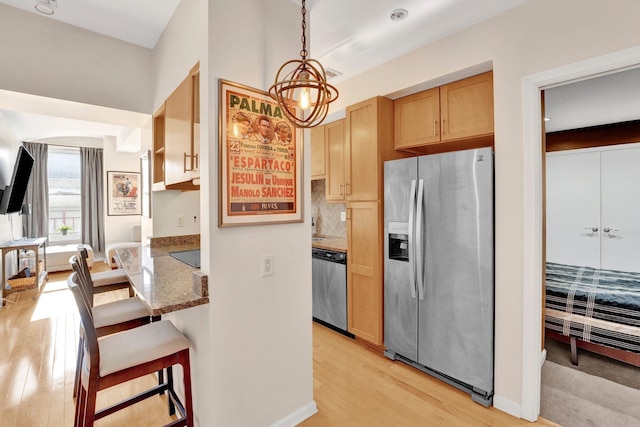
[268,0,338,129]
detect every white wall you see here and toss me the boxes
[153,0,315,425]
[150,0,202,240]
[326,0,640,416]
[205,0,315,425]
[0,2,156,256]
[0,4,153,114]
[150,0,211,425]
[0,114,24,280]
[103,136,143,247]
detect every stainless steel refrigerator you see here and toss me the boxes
[383,147,494,406]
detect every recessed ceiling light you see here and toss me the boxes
[390,9,409,22]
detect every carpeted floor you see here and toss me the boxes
[545,337,640,390]
[541,338,640,427]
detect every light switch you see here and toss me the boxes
[340,211,346,222]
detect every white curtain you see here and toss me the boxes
[80,147,105,252]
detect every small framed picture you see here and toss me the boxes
[107,171,141,216]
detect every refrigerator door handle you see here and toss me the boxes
[408,179,417,299]
[416,179,425,300]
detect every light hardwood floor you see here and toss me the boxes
[0,263,176,426]
[1,264,559,426]
[302,325,559,427]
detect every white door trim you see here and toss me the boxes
[521,46,640,422]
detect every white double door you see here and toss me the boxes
[546,145,640,273]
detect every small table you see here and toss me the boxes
[1,237,48,306]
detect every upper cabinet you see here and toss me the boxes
[324,119,346,202]
[394,71,494,153]
[152,103,166,189]
[394,87,440,148]
[310,125,326,180]
[191,64,200,183]
[345,97,394,202]
[153,62,200,191]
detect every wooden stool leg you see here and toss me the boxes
[84,380,99,427]
[167,366,176,416]
[180,350,194,426]
[570,336,578,365]
[73,337,83,399]
[74,385,85,427]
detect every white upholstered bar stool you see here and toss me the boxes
[69,256,151,399]
[70,257,151,336]
[76,245,135,300]
[68,272,194,427]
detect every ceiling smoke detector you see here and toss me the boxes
[35,0,58,15]
[389,8,408,22]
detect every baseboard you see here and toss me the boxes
[268,401,318,427]
[493,394,522,420]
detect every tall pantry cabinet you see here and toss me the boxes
[345,97,406,346]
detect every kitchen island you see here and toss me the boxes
[115,241,209,316]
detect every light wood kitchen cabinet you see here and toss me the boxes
[347,201,383,346]
[326,97,395,203]
[342,96,404,346]
[152,103,166,189]
[325,119,346,202]
[440,71,494,141]
[191,63,200,183]
[394,71,494,152]
[394,87,440,149]
[157,62,200,190]
[310,125,326,180]
[345,97,395,201]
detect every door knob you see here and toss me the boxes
[584,227,598,232]
[603,227,618,233]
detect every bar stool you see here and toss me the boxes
[69,256,151,399]
[68,272,194,427]
[76,245,135,300]
[72,253,150,333]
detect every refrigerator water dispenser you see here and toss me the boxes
[388,221,409,262]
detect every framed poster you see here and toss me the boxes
[218,79,303,227]
[107,171,141,216]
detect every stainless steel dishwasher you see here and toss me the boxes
[311,247,349,334]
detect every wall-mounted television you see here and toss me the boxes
[0,146,34,214]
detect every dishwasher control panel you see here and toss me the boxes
[311,248,346,264]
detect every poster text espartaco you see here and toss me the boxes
[225,89,297,216]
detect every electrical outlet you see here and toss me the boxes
[177,215,185,227]
[261,254,274,277]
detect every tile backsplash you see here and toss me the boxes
[311,180,346,238]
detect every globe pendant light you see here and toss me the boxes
[268,0,338,128]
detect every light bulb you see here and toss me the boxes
[299,88,310,110]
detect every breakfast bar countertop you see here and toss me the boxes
[115,243,209,316]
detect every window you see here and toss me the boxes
[48,146,81,242]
